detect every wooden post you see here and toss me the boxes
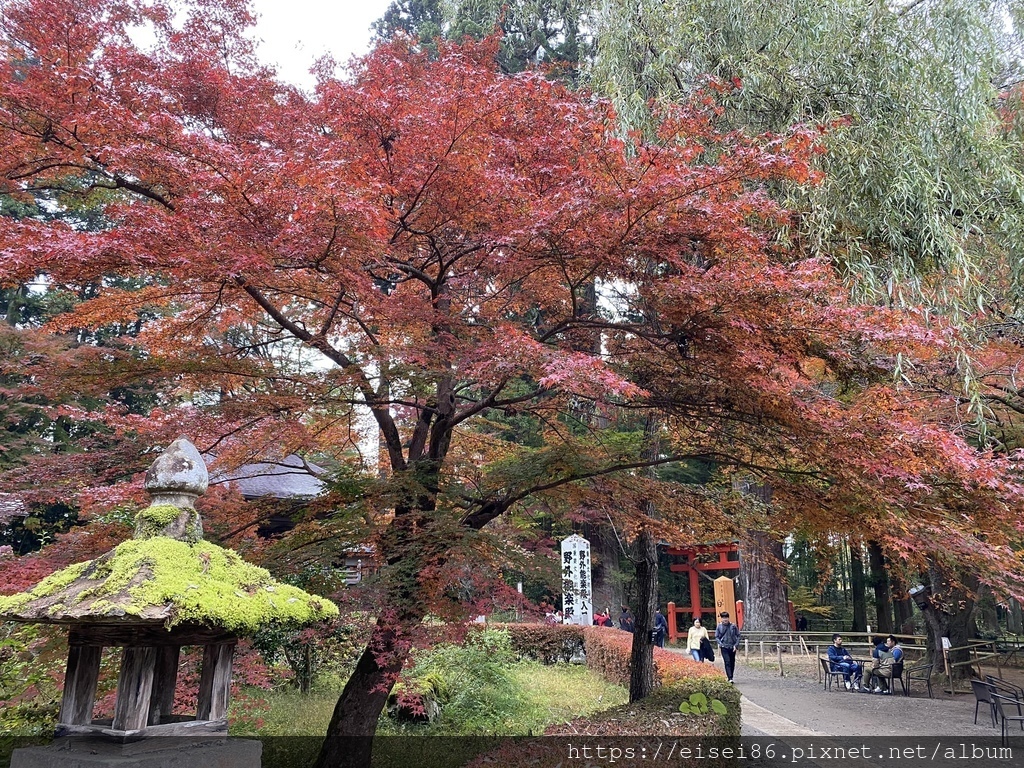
[689,568,701,622]
[148,645,181,725]
[816,645,821,684]
[744,638,749,660]
[778,643,784,677]
[667,601,678,644]
[197,643,235,721]
[59,645,102,726]
[760,640,765,669]
[112,646,157,732]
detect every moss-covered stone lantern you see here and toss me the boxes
[0,437,338,741]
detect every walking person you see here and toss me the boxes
[654,609,669,648]
[685,617,708,661]
[715,612,741,683]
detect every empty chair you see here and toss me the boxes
[971,679,997,727]
[991,693,1024,746]
[987,675,1024,701]
[987,676,1024,730]
[904,662,933,698]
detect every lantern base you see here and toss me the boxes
[11,735,260,768]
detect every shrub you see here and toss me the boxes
[384,627,532,734]
[495,623,585,664]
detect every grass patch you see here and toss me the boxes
[512,661,628,731]
[232,661,627,768]
[233,661,627,738]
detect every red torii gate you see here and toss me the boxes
[665,543,740,643]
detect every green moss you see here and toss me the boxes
[0,539,339,634]
[0,561,91,615]
[133,504,202,543]
[135,504,183,527]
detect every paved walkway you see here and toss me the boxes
[728,660,999,738]
[665,648,1003,739]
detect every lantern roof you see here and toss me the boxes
[0,437,337,633]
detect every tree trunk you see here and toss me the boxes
[867,540,893,634]
[918,560,978,683]
[738,529,790,631]
[1009,599,1023,635]
[628,412,661,701]
[890,570,915,634]
[629,526,658,702]
[974,583,1000,638]
[316,509,437,768]
[850,541,867,633]
[315,623,406,768]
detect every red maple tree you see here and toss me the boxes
[2,2,1023,765]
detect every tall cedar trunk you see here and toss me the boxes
[738,530,790,631]
[918,560,978,682]
[890,569,916,634]
[850,541,867,632]
[628,412,661,701]
[975,583,1000,637]
[1009,599,1023,635]
[629,526,658,701]
[867,540,893,634]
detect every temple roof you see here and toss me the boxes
[210,454,326,500]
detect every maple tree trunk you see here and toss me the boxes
[867,540,893,634]
[315,623,406,768]
[629,526,658,702]
[738,529,790,631]
[850,541,867,632]
[316,505,438,768]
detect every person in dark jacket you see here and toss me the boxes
[619,606,634,633]
[827,634,863,690]
[653,609,668,647]
[715,612,741,683]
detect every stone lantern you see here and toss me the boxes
[0,437,338,754]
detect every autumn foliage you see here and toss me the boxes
[2,0,1024,763]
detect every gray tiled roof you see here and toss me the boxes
[0,493,27,524]
[209,455,326,499]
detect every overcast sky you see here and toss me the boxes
[251,0,394,88]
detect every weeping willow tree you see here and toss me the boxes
[591,0,1024,645]
[592,0,1024,311]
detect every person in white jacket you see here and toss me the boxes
[686,617,709,662]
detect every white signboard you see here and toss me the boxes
[560,534,593,626]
